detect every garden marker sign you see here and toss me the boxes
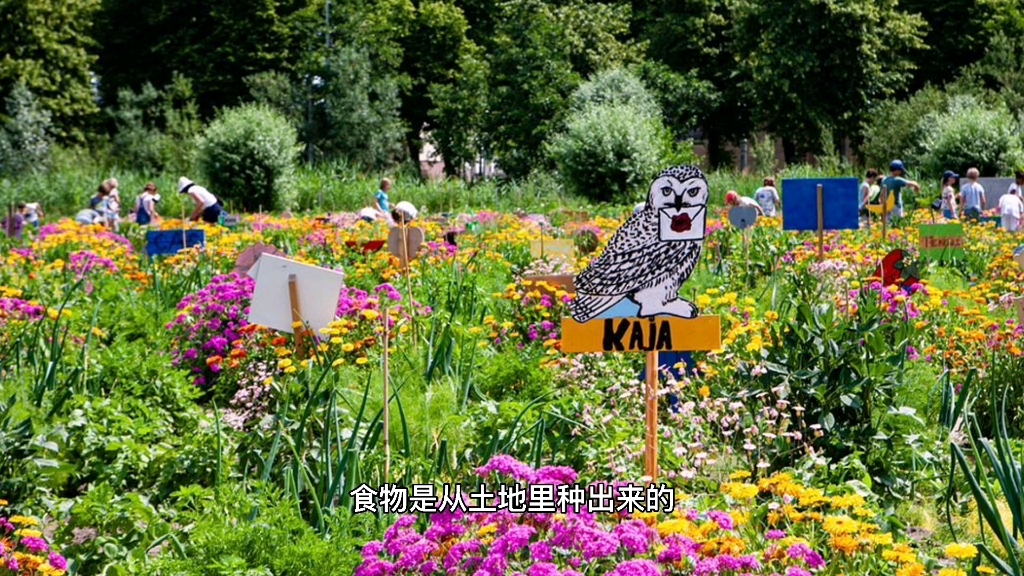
[782,178,859,261]
[562,165,722,482]
[530,238,575,261]
[919,223,965,262]
[146,229,205,257]
[247,254,346,356]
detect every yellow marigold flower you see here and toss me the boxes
[278,358,293,369]
[868,532,893,546]
[721,482,759,500]
[698,385,711,398]
[798,487,829,508]
[476,523,497,537]
[356,357,369,365]
[897,562,926,576]
[330,337,343,344]
[9,515,38,526]
[944,543,978,560]
[830,534,860,555]
[0,499,7,506]
[331,358,345,367]
[657,518,692,537]
[830,493,866,509]
[979,566,996,574]
[283,366,296,374]
[14,528,42,538]
[696,294,712,307]
[362,309,380,320]
[938,569,966,576]
[884,543,917,564]
[729,470,751,480]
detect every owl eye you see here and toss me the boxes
[686,187,701,197]
[661,186,674,197]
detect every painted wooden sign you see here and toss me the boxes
[387,226,424,268]
[530,238,575,261]
[146,230,205,256]
[782,178,860,231]
[919,223,965,261]
[560,316,721,353]
[560,165,722,482]
[873,248,920,287]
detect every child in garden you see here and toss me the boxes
[1008,170,1024,195]
[133,182,161,225]
[22,201,43,228]
[374,178,392,220]
[959,167,985,219]
[178,177,223,224]
[1,203,26,238]
[859,169,879,217]
[725,190,765,215]
[89,183,109,214]
[941,170,959,220]
[74,209,105,226]
[103,178,122,231]
[999,186,1024,232]
[753,177,781,217]
[881,160,920,220]
[391,200,419,224]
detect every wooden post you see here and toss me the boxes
[743,228,751,286]
[881,186,888,241]
[382,304,391,484]
[400,224,418,348]
[816,183,824,262]
[288,274,307,358]
[644,350,659,482]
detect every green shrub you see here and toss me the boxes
[108,74,201,175]
[546,103,663,202]
[569,67,661,118]
[860,86,948,170]
[920,95,1024,176]
[196,104,300,211]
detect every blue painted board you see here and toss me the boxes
[146,230,205,256]
[781,178,859,231]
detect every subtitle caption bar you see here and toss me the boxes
[348,482,676,515]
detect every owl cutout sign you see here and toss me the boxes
[560,165,722,483]
[570,165,709,323]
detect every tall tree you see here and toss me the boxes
[0,0,100,141]
[901,0,998,93]
[483,0,640,179]
[731,0,925,161]
[93,0,304,116]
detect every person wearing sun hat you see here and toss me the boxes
[940,170,959,220]
[178,177,223,224]
[881,160,920,220]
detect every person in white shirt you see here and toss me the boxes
[75,209,106,226]
[753,177,781,217]
[390,200,419,224]
[999,185,1024,232]
[725,190,765,215]
[23,202,43,228]
[178,177,223,223]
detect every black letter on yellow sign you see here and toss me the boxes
[602,319,629,351]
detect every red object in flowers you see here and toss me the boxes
[874,248,920,287]
[345,240,386,254]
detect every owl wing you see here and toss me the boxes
[575,209,694,295]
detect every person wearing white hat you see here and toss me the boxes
[390,200,419,224]
[178,177,223,224]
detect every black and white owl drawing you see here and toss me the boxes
[569,165,708,322]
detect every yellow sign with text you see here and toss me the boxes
[530,239,575,261]
[560,315,721,353]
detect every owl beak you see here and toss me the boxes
[672,194,689,209]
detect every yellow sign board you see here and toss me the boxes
[560,315,721,353]
[530,239,575,261]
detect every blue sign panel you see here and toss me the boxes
[782,178,859,231]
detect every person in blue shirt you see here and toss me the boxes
[374,178,392,219]
[881,160,920,220]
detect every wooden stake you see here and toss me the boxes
[382,302,391,484]
[816,183,824,262]
[400,224,418,348]
[881,186,888,242]
[288,274,307,358]
[743,228,751,286]
[644,350,659,482]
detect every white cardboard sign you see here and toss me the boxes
[247,254,346,335]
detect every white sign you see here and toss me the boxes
[247,254,345,335]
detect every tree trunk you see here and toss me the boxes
[782,139,797,167]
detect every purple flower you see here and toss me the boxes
[528,562,561,576]
[475,455,535,482]
[787,567,812,576]
[804,550,825,569]
[707,510,734,531]
[766,529,786,540]
[787,543,812,560]
[20,536,48,553]
[529,541,553,562]
[48,553,67,570]
[607,559,663,576]
[613,520,655,555]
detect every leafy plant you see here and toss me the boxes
[196,103,300,211]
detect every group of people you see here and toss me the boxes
[931,167,1024,232]
[724,177,782,218]
[74,176,224,229]
[359,178,419,224]
[1,201,43,239]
